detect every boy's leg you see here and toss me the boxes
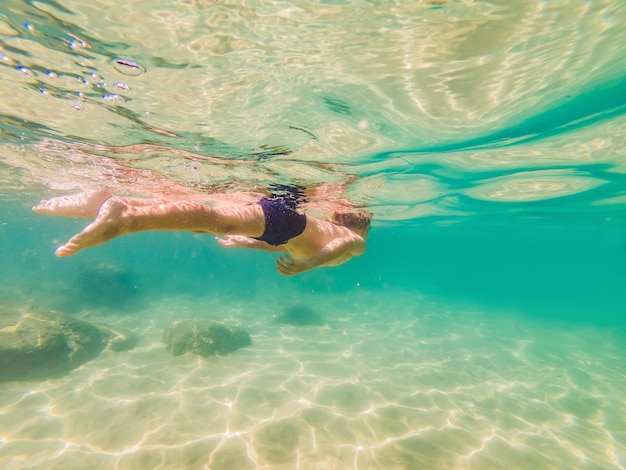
[33,191,172,218]
[55,197,265,257]
[33,190,113,218]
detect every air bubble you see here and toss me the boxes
[16,65,33,75]
[102,94,123,102]
[115,81,129,92]
[68,35,90,50]
[113,58,145,76]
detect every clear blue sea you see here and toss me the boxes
[0,1,625,469]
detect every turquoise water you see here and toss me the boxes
[1,0,625,468]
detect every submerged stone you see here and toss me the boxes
[163,319,251,357]
[275,304,325,326]
[0,307,138,382]
[0,308,108,382]
[77,262,139,309]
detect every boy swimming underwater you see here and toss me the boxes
[34,189,371,276]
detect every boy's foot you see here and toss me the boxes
[55,197,128,256]
[33,190,113,218]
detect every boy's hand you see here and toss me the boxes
[215,235,251,248]
[276,254,313,276]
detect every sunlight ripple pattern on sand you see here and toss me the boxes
[0,291,623,469]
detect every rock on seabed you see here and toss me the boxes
[275,304,325,326]
[0,308,108,382]
[163,319,252,357]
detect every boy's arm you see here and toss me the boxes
[216,235,285,253]
[276,235,366,276]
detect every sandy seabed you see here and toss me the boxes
[0,289,624,470]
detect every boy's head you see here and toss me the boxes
[331,211,372,238]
